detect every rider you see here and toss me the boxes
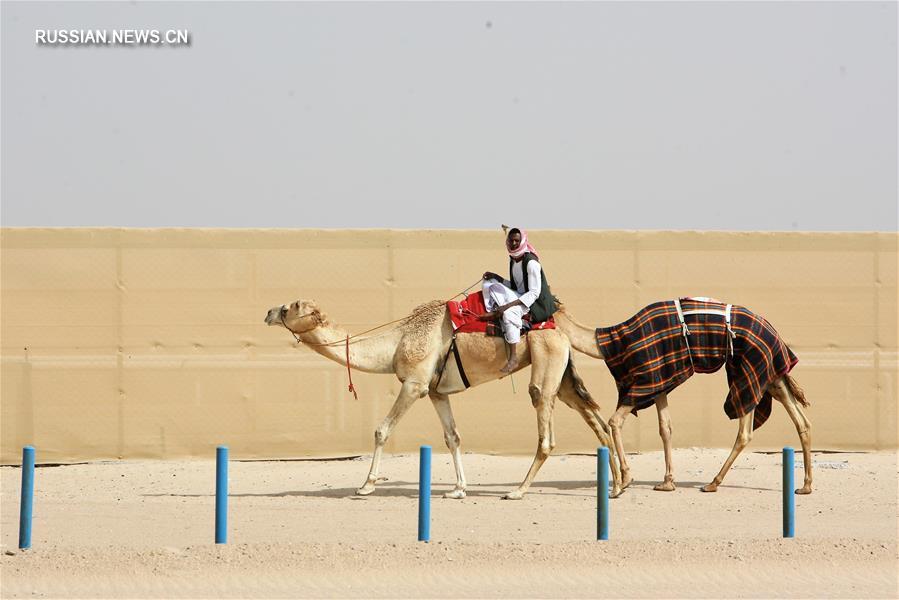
[480,227,557,374]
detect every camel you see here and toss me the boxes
[553,300,813,495]
[264,298,622,499]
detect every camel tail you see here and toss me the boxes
[785,373,810,408]
[563,357,601,412]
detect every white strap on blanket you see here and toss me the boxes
[673,298,695,369]
[676,298,736,357]
[725,303,736,356]
[673,298,690,337]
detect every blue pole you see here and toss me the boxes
[215,446,228,544]
[597,446,609,541]
[783,447,795,538]
[418,445,431,542]
[18,446,35,550]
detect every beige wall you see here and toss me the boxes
[1,228,896,464]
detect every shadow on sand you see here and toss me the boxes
[142,478,775,500]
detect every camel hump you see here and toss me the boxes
[398,300,449,363]
[564,357,601,412]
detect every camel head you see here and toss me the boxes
[264,299,326,335]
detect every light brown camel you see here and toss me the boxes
[264,298,622,499]
[553,304,813,495]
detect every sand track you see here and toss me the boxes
[2,449,896,598]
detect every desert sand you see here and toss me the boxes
[1,449,896,599]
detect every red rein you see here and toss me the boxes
[345,335,358,400]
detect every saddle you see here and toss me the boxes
[446,291,555,336]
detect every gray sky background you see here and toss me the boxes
[1,1,896,231]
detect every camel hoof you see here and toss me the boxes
[795,486,812,495]
[502,491,524,500]
[700,483,718,493]
[621,474,633,490]
[355,485,376,496]
[610,486,624,499]
[444,489,466,499]
[653,480,676,492]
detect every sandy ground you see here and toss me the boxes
[1,449,896,599]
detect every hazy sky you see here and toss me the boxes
[2,1,896,231]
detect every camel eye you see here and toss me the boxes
[280,306,287,318]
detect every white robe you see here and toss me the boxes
[482,259,543,344]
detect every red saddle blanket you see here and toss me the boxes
[446,291,555,334]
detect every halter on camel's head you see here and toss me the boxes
[265,298,359,399]
[265,299,326,342]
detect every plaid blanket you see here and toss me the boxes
[595,298,798,430]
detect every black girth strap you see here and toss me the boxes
[451,338,471,389]
[435,336,470,390]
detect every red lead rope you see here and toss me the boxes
[345,335,358,400]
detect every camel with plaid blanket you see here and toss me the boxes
[555,298,812,495]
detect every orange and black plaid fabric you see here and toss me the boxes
[595,298,798,430]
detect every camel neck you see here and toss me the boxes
[554,311,605,360]
[300,324,400,374]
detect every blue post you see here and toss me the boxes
[783,447,795,538]
[215,446,228,544]
[18,446,35,550]
[597,446,609,541]
[418,445,431,542]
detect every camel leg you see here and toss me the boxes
[609,404,634,489]
[357,379,428,496]
[577,406,623,498]
[701,412,754,493]
[555,377,623,498]
[653,394,676,491]
[771,378,813,494]
[429,391,467,499]
[503,384,555,500]
[549,412,556,453]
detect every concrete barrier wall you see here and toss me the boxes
[1,229,896,463]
